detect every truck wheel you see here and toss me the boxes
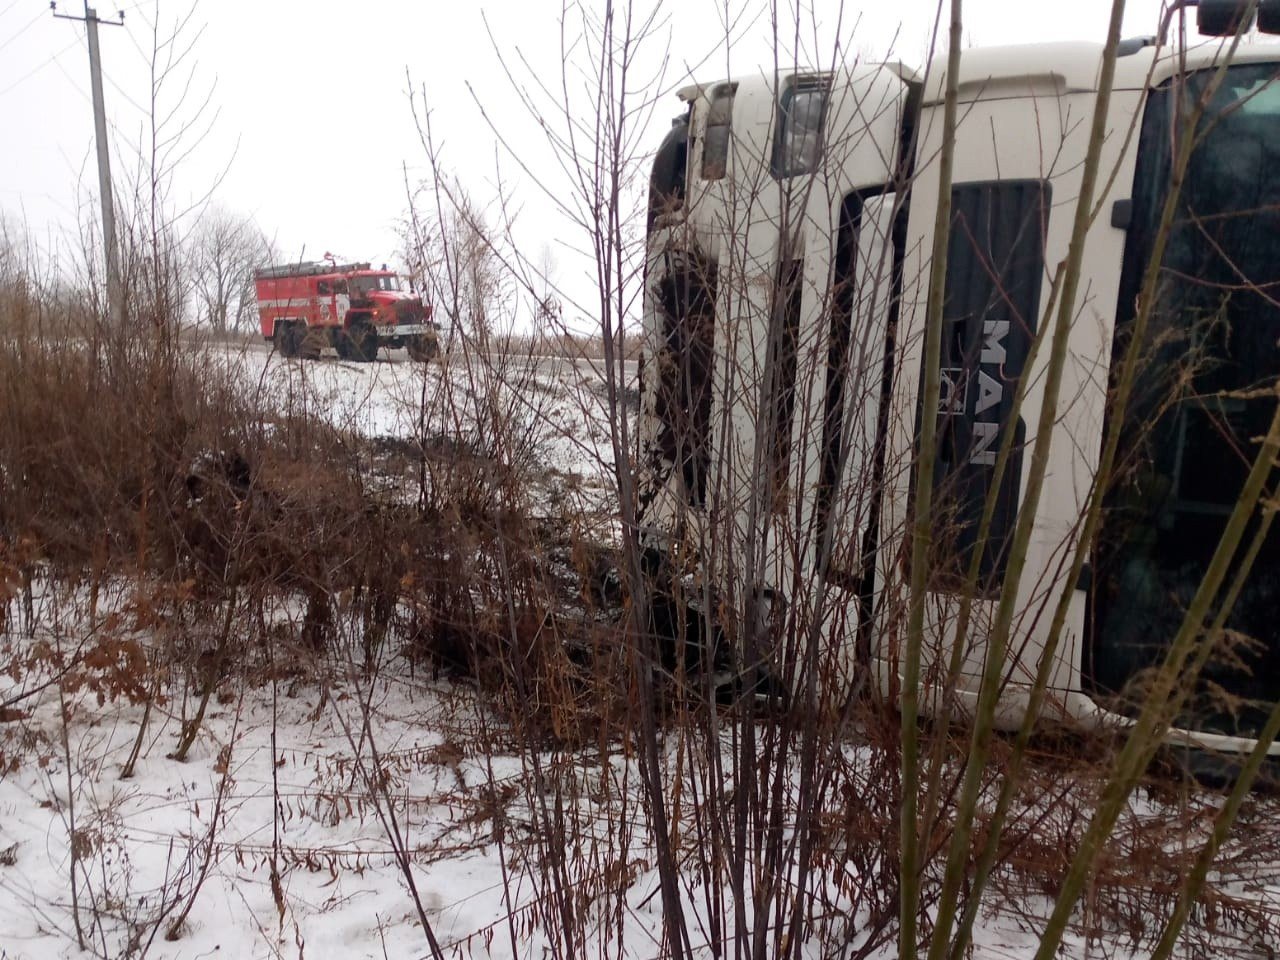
[276,321,300,358]
[406,333,438,362]
[334,328,361,362]
[297,326,323,359]
[343,322,379,363]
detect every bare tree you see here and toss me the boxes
[403,183,512,345]
[189,206,271,334]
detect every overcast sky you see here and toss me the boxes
[2,0,1171,321]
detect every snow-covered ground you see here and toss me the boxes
[0,584,1113,960]
[0,593,1182,960]
[0,603,665,958]
[211,340,633,493]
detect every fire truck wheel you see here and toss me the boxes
[276,321,300,358]
[334,328,359,361]
[340,322,379,363]
[406,334,438,362]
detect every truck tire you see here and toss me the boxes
[334,328,360,361]
[276,321,300,358]
[406,333,439,362]
[340,322,379,363]
[297,325,323,359]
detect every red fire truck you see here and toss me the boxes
[254,260,439,362]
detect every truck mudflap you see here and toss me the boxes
[375,323,436,338]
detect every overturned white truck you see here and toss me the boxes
[637,0,1280,757]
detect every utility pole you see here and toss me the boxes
[53,2,125,327]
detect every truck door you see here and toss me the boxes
[333,280,350,325]
[316,280,335,327]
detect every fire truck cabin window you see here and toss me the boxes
[701,84,736,180]
[317,280,331,296]
[352,276,401,295]
[1089,64,1280,735]
[773,80,829,178]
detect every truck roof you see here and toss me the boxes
[675,38,1280,114]
[253,261,391,281]
[920,41,1105,105]
[919,37,1280,104]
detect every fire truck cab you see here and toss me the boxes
[254,260,440,362]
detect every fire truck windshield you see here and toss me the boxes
[1090,62,1280,734]
[351,275,402,294]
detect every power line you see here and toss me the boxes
[0,9,46,54]
[51,48,136,142]
[0,35,79,96]
[0,0,27,20]
[100,55,148,115]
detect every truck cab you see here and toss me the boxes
[638,16,1280,757]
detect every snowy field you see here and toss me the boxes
[216,340,633,491]
[0,585,1128,960]
[0,601,693,959]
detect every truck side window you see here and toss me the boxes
[701,83,736,180]
[772,78,830,178]
[317,281,331,295]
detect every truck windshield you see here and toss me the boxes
[351,275,401,294]
[1090,63,1280,736]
